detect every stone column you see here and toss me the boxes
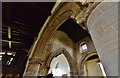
[38,65,50,76]
[87,2,118,76]
[69,72,78,78]
[69,66,79,78]
[78,66,84,76]
[24,58,41,76]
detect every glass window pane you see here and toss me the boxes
[81,43,88,52]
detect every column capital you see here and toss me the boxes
[38,65,50,76]
[70,71,78,76]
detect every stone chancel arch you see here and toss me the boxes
[24,2,118,77]
[24,2,81,76]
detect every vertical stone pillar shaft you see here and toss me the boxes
[87,2,118,76]
[24,58,41,76]
[78,65,84,76]
[69,66,79,77]
[38,65,50,76]
[24,64,40,76]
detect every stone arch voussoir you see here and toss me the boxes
[32,3,81,59]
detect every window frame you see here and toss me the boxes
[79,42,88,52]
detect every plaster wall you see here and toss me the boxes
[50,31,75,59]
[75,36,96,65]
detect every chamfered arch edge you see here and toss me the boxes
[45,48,75,67]
[45,48,76,72]
[32,2,80,58]
[79,51,99,72]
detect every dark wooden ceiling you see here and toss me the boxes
[2,2,55,52]
[2,2,89,53]
[58,18,89,42]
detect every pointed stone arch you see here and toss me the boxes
[79,51,98,75]
[24,2,100,76]
[45,48,77,76]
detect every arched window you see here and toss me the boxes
[80,42,88,52]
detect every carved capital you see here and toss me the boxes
[38,65,50,76]
[70,71,78,76]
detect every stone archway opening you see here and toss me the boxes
[48,53,70,76]
[80,53,106,77]
[45,48,75,77]
[24,2,118,77]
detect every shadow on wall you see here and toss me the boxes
[52,31,74,48]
